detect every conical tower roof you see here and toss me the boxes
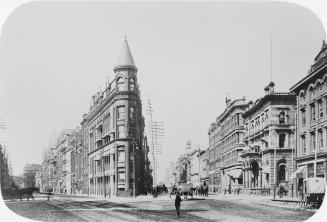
[114,37,137,72]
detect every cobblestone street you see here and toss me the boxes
[3,193,318,222]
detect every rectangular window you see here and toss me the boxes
[301,135,306,154]
[318,100,323,118]
[118,125,126,138]
[310,103,316,121]
[117,106,125,119]
[118,172,125,182]
[318,129,323,149]
[118,150,125,162]
[279,134,286,148]
[301,108,306,125]
[129,107,135,119]
[310,132,316,152]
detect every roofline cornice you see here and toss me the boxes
[290,63,327,93]
[242,93,296,118]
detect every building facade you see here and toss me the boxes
[242,82,296,193]
[189,150,201,187]
[70,129,85,195]
[218,97,249,192]
[290,41,327,191]
[0,144,12,190]
[199,149,209,185]
[81,38,148,197]
[208,123,219,191]
[23,163,42,188]
[40,128,83,194]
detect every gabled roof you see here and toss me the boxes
[114,37,137,71]
[314,40,327,62]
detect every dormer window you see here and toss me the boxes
[129,78,135,91]
[117,77,124,91]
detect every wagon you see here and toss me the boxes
[300,178,326,209]
[177,184,193,199]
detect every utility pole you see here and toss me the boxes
[146,97,164,187]
[147,98,156,188]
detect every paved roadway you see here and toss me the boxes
[4,193,316,222]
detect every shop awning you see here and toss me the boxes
[228,169,243,178]
[289,166,305,180]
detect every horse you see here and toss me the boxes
[202,184,208,196]
[17,187,39,201]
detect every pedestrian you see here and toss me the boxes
[175,192,182,218]
[279,184,283,198]
[47,188,51,201]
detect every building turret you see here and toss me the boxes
[114,37,137,72]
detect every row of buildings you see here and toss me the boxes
[171,41,327,196]
[0,118,13,191]
[0,144,13,191]
[37,38,152,197]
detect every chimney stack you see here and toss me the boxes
[268,82,275,94]
[264,86,269,95]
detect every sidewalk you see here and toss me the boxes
[202,192,313,211]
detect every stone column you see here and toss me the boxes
[259,171,262,188]
[246,170,249,188]
[249,170,252,188]
[243,171,245,188]
[248,170,250,188]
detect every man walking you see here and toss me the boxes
[175,192,182,218]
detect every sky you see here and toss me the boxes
[0,1,326,181]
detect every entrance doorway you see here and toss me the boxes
[251,161,259,188]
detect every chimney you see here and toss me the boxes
[92,95,96,105]
[264,86,269,95]
[268,82,275,94]
[248,100,253,108]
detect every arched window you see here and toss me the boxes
[279,112,286,124]
[129,78,135,91]
[117,77,124,91]
[279,134,286,148]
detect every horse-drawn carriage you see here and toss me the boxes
[299,178,326,209]
[170,184,194,199]
[178,184,193,199]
